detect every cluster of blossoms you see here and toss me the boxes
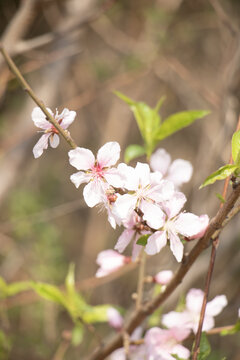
[107,285,227,360]
[32,107,209,262]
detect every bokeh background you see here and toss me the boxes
[0,0,240,359]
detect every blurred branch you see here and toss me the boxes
[209,0,238,37]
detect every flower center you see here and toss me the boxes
[92,163,104,178]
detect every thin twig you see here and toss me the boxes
[192,114,240,359]
[0,45,77,149]
[136,250,146,310]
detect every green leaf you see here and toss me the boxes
[0,277,31,299]
[136,234,150,246]
[124,144,146,164]
[148,304,162,327]
[232,130,240,165]
[200,164,238,188]
[71,324,84,346]
[30,282,68,308]
[114,91,161,157]
[221,321,240,336]
[82,305,112,323]
[155,96,166,113]
[172,355,185,360]
[65,263,75,298]
[198,332,211,360]
[155,110,210,142]
[215,193,226,203]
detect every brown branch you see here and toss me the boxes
[88,181,240,360]
[192,114,240,359]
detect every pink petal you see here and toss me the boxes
[163,191,186,219]
[167,159,193,188]
[114,229,135,253]
[145,231,167,255]
[135,162,151,188]
[58,108,76,129]
[96,250,125,268]
[31,107,52,130]
[206,295,227,317]
[171,344,190,359]
[149,180,174,203]
[104,168,125,188]
[70,171,90,188]
[186,288,204,314]
[97,142,120,168]
[107,307,123,329]
[117,163,138,190]
[68,147,95,170]
[113,194,136,220]
[169,230,184,262]
[201,315,215,333]
[49,133,60,148]
[188,214,209,239]
[132,238,142,261]
[83,180,104,207]
[154,270,173,285]
[150,148,171,175]
[162,311,192,330]
[33,133,50,158]
[174,213,205,237]
[170,327,191,342]
[141,201,165,229]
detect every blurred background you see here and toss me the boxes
[0,0,240,359]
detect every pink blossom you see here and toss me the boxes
[107,307,123,330]
[150,148,193,188]
[69,142,125,207]
[113,162,174,229]
[114,212,149,260]
[32,107,76,158]
[162,288,228,334]
[154,270,173,285]
[145,327,190,360]
[95,250,130,277]
[145,192,209,262]
[188,214,209,239]
[110,328,145,360]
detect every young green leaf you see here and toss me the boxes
[232,130,240,165]
[215,193,226,203]
[200,164,238,189]
[136,234,150,246]
[155,110,210,142]
[221,321,240,336]
[71,324,84,346]
[65,263,75,298]
[30,282,68,308]
[197,332,211,360]
[124,144,146,163]
[82,305,112,323]
[0,277,31,298]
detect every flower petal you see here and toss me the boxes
[97,142,120,168]
[31,107,53,130]
[150,148,171,175]
[145,231,167,255]
[141,201,165,229]
[115,229,135,253]
[186,288,204,313]
[163,191,186,219]
[171,344,190,359]
[58,108,76,129]
[135,162,150,188]
[169,230,183,262]
[174,213,206,238]
[155,270,173,285]
[167,159,193,188]
[107,307,123,329]
[83,180,104,207]
[33,133,50,158]
[70,171,90,188]
[188,214,209,239]
[68,147,95,170]
[104,168,125,187]
[112,194,136,220]
[50,133,60,148]
[206,295,227,317]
